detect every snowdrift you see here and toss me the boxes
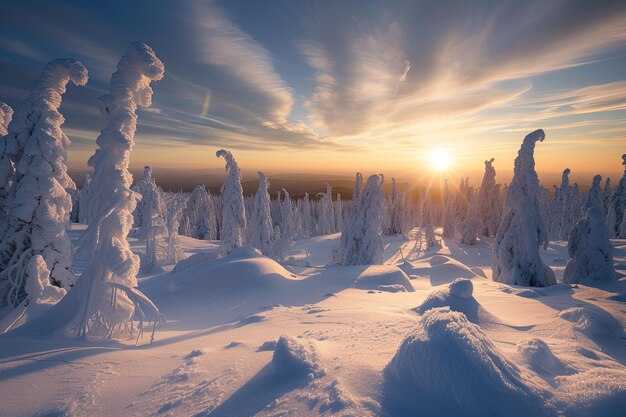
[414,278,494,324]
[383,307,545,417]
[350,265,414,292]
[272,335,323,378]
[516,338,572,376]
[405,255,484,285]
[144,248,296,300]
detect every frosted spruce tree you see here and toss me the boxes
[317,183,335,234]
[131,166,155,227]
[335,193,344,232]
[338,175,385,265]
[0,59,88,309]
[0,102,12,135]
[388,178,403,234]
[455,189,481,245]
[301,192,313,238]
[492,129,555,287]
[216,149,246,256]
[353,172,363,206]
[138,179,166,273]
[606,155,626,238]
[419,188,435,227]
[15,43,165,339]
[452,177,470,223]
[441,180,455,238]
[179,185,214,240]
[603,177,612,213]
[77,174,91,224]
[563,207,615,283]
[248,171,273,256]
[165,193,186,265]
[549,168,580,240]
[477,158,501,236]
[582,175,604,213]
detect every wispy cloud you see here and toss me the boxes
[192,2,294,123]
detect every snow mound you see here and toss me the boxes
[143,250,297,303]
[516,338,572,376]
[272,335,323,378]
[559,306,624,339]
[414,279,492,324]
[420,255,482,285]
[351,265,414,292]
[384,308,544,416]
[171,250,219,273]
[556,368,626,417]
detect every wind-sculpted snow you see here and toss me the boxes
[606,154,626,238]
[249,171,273,256]
[216,149,246,257]
[0,58,88,309]
[582,175,604,213]
[477,158,502,237]
[384,307,546,417]
[516,338,572,376]
[10,43,164,340]
[414,278,494,324]
[338,174,385,265]
[493,129,556,287]
[564,207,615,283]
[351,265,415,292]
[272,335,324,378]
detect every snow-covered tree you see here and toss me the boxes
[0,58,88,308]
[388,178,403,234]
[78,173,91,224]
[563,207,615,283]
[423,223,440,248]
[492,129,555,287]
[131,166,155,227]
[179,185,213,240]
[477,158,501,236]
[452,177,470,223]
[216,149,246,256]
[582,175,603,214]
[138,179,166,273]
[419,188,435,227]
[338,175,385,265]
[165,193,186,265]
[248,172,273,256]
[441,180,455,238]
[15,43,165,339]
[317,183,335,234]
[399,187,415,236]
[334,193,344,232]
[549,169,581,240]
[0,102,13,136]
[606,154,626,238]
[352,172,363,204]
[301,192,313,239]
[455,189,481,245]
[602,177,612,213]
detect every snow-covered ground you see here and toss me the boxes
[1,225,625,417]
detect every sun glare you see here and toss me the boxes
[430,149,450,171]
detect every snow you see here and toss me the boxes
[383,307,545,416]
[493,129,556,287]
[1,223,626,416]
[271,335,323,378]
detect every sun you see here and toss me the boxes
[430,149,450,171]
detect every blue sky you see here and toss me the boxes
[1,0,625,182]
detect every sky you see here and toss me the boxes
[1,0,626,187]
